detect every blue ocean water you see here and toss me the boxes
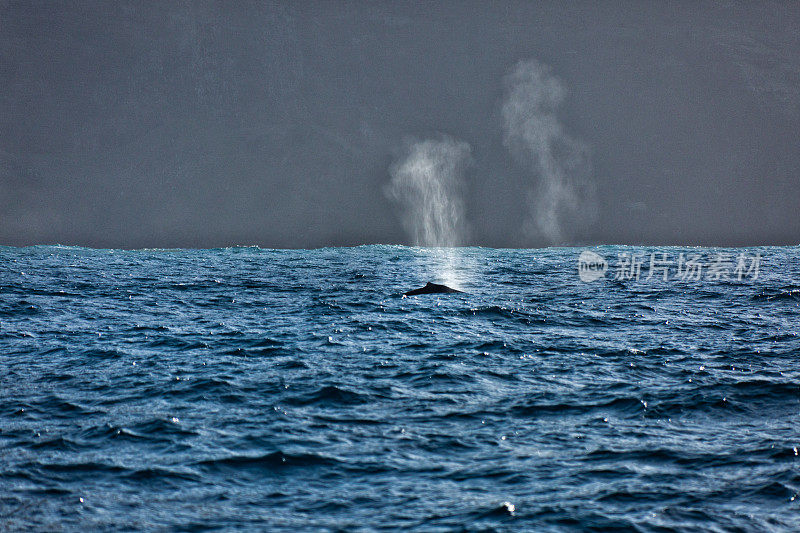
[1,244,799,531]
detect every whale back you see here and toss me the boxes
[404,282,463,296]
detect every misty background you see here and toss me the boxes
[1,0,798,248]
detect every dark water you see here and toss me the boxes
[1,245,799,531]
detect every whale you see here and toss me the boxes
[403,282,463,296]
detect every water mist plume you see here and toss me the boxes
[387,137,472,247]
[387,137,472,288]
[502,59,596,244]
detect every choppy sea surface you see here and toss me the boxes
[1,245,799,531]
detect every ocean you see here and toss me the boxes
[1,245,798,531]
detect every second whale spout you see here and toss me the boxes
[404,282,463,296]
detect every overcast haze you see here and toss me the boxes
[1,0,799,248]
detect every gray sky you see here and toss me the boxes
[1,0,798,248]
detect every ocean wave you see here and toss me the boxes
[2,245,798,530]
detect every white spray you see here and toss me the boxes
[387,137,472,287]
[502,59,595,244]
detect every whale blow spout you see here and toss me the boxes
[404,282,464,296]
